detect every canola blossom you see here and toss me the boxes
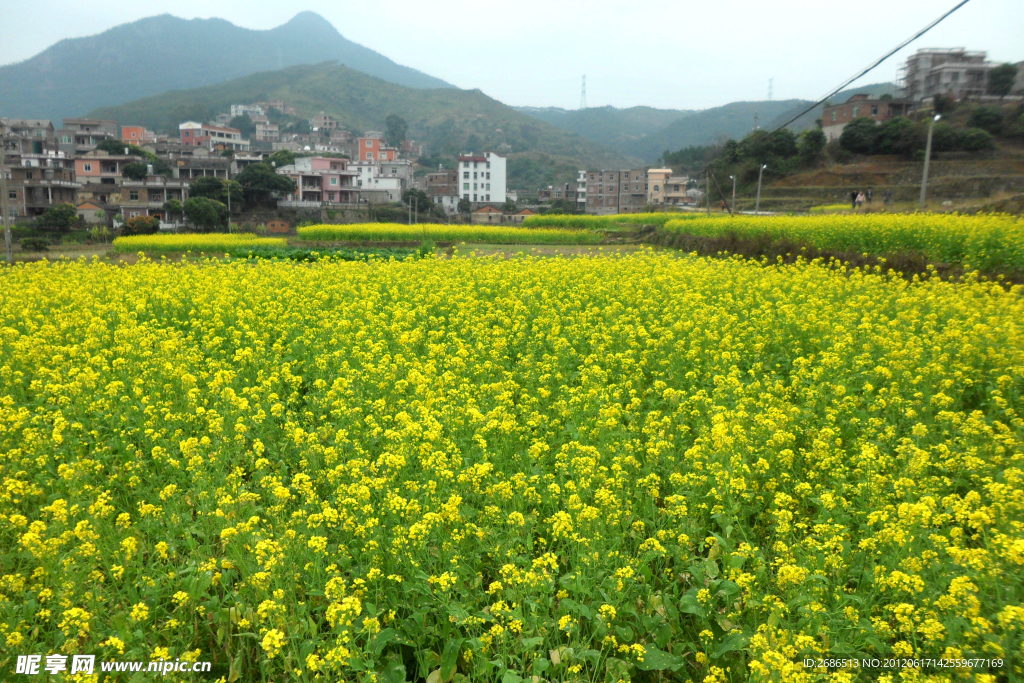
[112,233,287,253]
[664,213,1024,274]
[297,223,602,244]
[0,253,1022,682]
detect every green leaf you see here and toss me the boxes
[614,625,634,642]
[635,646,686,672]
[370,628,397,658]
[381,657,407,683]
[501,672,523,683]
[711,631,749,659]
[441,638,465,682]
[522,636,544,649]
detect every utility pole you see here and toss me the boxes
[919,114,940,209]
[226,184,231,233]
[753,112,759,131]
[705,171,710,216]
[755,164,767,214]
[1,149,11,264]
[729,174,736,215]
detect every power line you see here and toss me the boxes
[773,0,973,131]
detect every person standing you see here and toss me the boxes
[851,190,858,211]
[883,187,893,206]
[856,191,866,210]
[866,187,874,204]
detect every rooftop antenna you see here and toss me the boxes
[579,75,587,110]
[768,78,773,101]
[753,112,759,130]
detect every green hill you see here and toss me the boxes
[0,12,453,123]
[517,83,898,161]
[514,105,693,158]
[88,63,634,188]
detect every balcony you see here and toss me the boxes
[22,179,81,189]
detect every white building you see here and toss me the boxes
[576,170,588,211]
[457,152,506,204]
[230,104,265,118]
[352,162,403,202]
[897,48,993,102]
[433,195,461,215]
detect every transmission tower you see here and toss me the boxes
[579,75,587,110]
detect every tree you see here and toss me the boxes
[385,115,408,148]
[958,127,996,152]
[933,94,955,115]
[968,106,1005,136]
[267,150,295,168]
[874,117,916,156]
[987,63,1018,98]
[183,197,227,231]
[402,188,431,210]
[35,203,78,233]
[163,199,183,219]
[797,129,826,162]
[122,215,160,235]
[235,163,296,206]
[457,198,472,215]
[189,176,243,206]
[839,117,879,155]
[229,115,255,138]
[501,199,518,214]
[768,129,798,159]
[122,162,149,181]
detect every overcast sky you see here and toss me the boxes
[2,0,1021,111]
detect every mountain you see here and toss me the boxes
[513,105,693,158]
[518,82,898,161]
[0,12,453,123]
[87,63,634,188]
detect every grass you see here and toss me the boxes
[297,223,603,244]
[112,233,287,253]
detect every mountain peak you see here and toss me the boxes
[279,11,336,31]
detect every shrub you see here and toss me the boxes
[19,237,50,251]
[958,127,997,152]
[123,215,161,236]
[968,106,1005,136]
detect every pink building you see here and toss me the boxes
[74,153,137,184]
[277,157,359,204]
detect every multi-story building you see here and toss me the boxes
[646,168,672,205]
[351,162,403,202]
[617,169,648,213]
[575,170,588,211]
[357,135,398,162]
[664,176,693,206]
[3,151,80,219]
[310,112,339,130]
[118,177,190,221]
[537,183,577,203]
[822,94,914,142]
[2,119,57,156]
[172,157,232,180]
[276,156,358,205]
[230,104,265,119]
[457,152,506,204]
[378,159,414,189]
[898,48,994,102]
[121,125,157,145]
[57,118,119,155]
[178,122,250,152]
[75,152,138,185]
[426,169,459,197]
[581,169,624,214]
[255,123,280,142]
[400,140,424,157]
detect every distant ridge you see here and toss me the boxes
[0,11,454,123]
[518,83,898,161]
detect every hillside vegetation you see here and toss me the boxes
[89,63,634,187]
[0,11,452,122]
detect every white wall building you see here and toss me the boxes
[230,104,265,118]
[352,162,402,202]
[576,170,588,211]
[457,152,506,204]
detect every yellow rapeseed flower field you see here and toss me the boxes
[665,213,1024,274]
[113,233,288,253]
[297,223,602,244]
[0,252,1022,681]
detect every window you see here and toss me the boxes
[8,190,15,200]
[130,190,139,200]
[486,172,490,179]
[473,194,477,201]
[366,153,372,160]
[589,174,594,180]
[486,162,490,168]
[379,152,385,160]
[464,193,470,200]
[486,184,490,190]
[463,183,469,190]
[871,105,879,116]
[463,172,469,179]
[60,135,71,144]
[485,194,490,201]
[473,172,478,179]
[25,171,32,180]
[831,111,837,122]
[473,162,478,168]
[83,163,92,172]
[473,183,477,190]
[330,177,338,185]
[852,106,859,117]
